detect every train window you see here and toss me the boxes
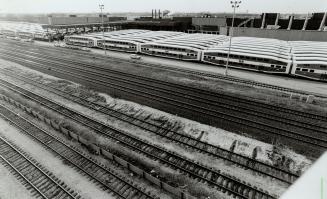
[309,70,315,73]
[271,65,275,67]
[321,65,327,68]
[302,69,308,72]
[276,66,281,68]
[282,66,286,69]
[296,68,300,71]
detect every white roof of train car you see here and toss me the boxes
[0,21,54,35]
[204,37,292,62]
[290,41,327,64]
[142,33,228,51]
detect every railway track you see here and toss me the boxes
[0,51,327,151]
[2,39,326,98]
[0,136,80,199]
[2,43,327,121]
[2,68,301,184]
[0,104,157,199]
[0,75,276,199]
[1,47,327,126]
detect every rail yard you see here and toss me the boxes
[0,6,327,199]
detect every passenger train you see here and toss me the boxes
[140,34,228,61]
[290,41,327,81]
[203,38,327,81]
[63,29,327,82]
[202,37,292,74]
[0,21,54,41]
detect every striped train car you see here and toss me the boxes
[202,37,292,74]
[0,21,54,40]
[96,30,183,53]
[64,29,150,48]
[64,35,102,47]
[140,33,228,61]
[290,41,327,81]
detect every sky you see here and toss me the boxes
[0,0,327,14]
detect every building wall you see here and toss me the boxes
[48,17,126,25]
[192,17,226,27]
[220,27,327,41]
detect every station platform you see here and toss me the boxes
[280,152,327,199]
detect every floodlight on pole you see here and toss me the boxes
[99,4,107,55]
[225,0,241,76]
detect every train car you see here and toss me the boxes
[34,32,50,41]
[140,34,228,61]
[96,38,139,52]
[17,31,34,40]
[96,30,183,53]
[64,35,101,47]
[290,41,327,81]
[0,21,55,41]
[1,29,16,38]
[202,37,292,74]
[64,29,150,48]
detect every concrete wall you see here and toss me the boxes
[48,17,127,25]
[220,27,327,41]
[0,16,126,25]
[0,16,49,24]
[192,17,226,27]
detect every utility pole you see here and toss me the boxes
[225,1,242,76]
[99,4,107,55]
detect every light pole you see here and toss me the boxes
[99,4,107,55]
[225,1,241,76]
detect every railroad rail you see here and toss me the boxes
[0,136,80,199]
[2,39,327,98]
[1,47,327,125]
[0,52,327,151]
[0,74,276,198]
[0,104,157,199]
[2,68,301,184]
